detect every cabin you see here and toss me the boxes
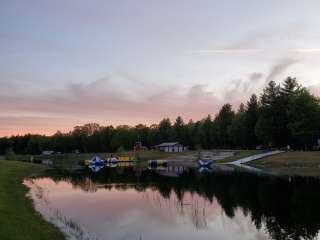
[155,142,186,153]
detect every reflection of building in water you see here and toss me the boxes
[159,165,186,177]
[150,165,189,178]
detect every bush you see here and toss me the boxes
[4,148,15,160]
[116,146,126,154]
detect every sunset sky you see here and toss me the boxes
[1,0,320,136]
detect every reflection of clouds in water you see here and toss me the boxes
[225,208,268,240]
[25,177,270,240]
[24,179,100,240]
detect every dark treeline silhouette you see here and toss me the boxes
[47,167,320,240]
[1,77,320,154]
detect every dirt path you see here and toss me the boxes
[229,150,285,166]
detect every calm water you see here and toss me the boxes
[25,165,320,240]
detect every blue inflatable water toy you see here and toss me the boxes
[88,156,105,172]
[197,159,213,167]
[197,159,213,173]
[90,156,105,166]
[88,164,104,172]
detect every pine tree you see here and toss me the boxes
[256,81,282,146]
[214,104,235,147]
[245,94,259,148]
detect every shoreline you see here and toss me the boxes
[0,160,65,240]
[1,150,320,239]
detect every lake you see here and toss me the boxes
[25,164,320,240]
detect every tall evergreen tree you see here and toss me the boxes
[200,115,214,149]
[229,111,247,148]
[256,81,282,146]
[288,89,320,149]
[157,118,174,143]
[174,116,189,145]
[238,103,245,113]
[214,104,235,147]
[279,77,301,144]
[281,77,300,97]
[245,94,259,148]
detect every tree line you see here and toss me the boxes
[1,77,319,155]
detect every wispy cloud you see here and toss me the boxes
[191,24,320,55]
[290,48,320,53]
[191,48,262,54]
[265,58,299,84]
[191,48,320,54]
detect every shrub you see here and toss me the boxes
[4,148,15,160]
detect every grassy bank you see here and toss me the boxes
[8,150,196,168]
[249,151,320,176]
[0,160,65,240]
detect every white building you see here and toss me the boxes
[156,142,185,152]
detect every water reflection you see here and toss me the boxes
[87,157,215,174]
[27,167,320,240]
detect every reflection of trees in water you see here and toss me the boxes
[46,168,320,240]
[190,199,208,230]
[142,189,208,230]
[82,177,97,192]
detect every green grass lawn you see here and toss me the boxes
[0,160,65,240]
[8,150,196,169]
[215,150,263,163]
[134,150,196,161]
[249,151,320,176]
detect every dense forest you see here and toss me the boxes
[1,77,320,155]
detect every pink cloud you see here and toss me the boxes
[6,63,312,137]
[0,78,227,136]
[0,116,73,136]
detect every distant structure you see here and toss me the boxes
[72,149,80,154]
[314,139,320,150]
[41,150,55,155]
[155,142,186,152]
[41,159,53,165]
[133,141,148,152]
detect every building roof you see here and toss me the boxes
[157,142,182,147]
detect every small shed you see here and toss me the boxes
[42,159,53,165]
[42,150,55,155]
[156,142,185,153]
